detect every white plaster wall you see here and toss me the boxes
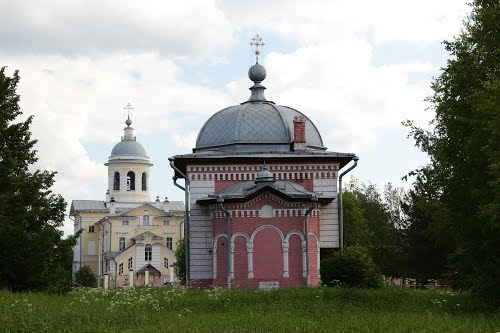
[188,177,215,280]
[313,177,339,248]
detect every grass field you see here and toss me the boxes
[0,287,498,332]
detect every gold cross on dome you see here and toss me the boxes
[250,34,265,63]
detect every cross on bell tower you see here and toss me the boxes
[250,34,265,63]
[124,103,133,127]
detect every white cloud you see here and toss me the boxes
[2,53,232,236]
[0,0,471,237]
[216,0,469,46]
[0,0,235,60]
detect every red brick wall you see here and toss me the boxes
[288,234,303,279]
[253,228,283,279]
[294,121,306,143]
[233,235,248,280]
[212,197,321,288]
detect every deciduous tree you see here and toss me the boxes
[404,0,499,304]
[0,68,76,292]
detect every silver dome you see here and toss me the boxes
[195,102,325,153]
[194,62,325,153]
[110,140,147,157]
[107,120,151,165]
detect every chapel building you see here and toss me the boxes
[170,53,358,289]
[70,115,184,287]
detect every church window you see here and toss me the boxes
[113,172,120,190]
[119,237,126,251]
[122,220,129,226]
[127,171,135,191]
[163,220,170,226]
[142,172,147,191]
[164,257,169,268]
[119,263,124,275]
[145,244,152,261]
[88,225,95,233]
[143,215,150,226]
[166,237,173,250]
[128,257,133,270]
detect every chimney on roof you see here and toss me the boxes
[109,200,115,215]
[293,116,306,151]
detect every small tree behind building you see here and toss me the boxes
[174,238,186,285]
[74,266,97,288]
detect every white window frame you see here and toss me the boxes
[119,237,126,251]
[166,237,173,250]
[145,244,152,261]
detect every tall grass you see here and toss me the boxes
[0,287,498,332]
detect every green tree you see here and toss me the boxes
[343,179,404,276]
[74,265,97,288]
[321,246,383,288]
[400,169,448,282]
[404,0,499,304]
[0,68,76,292]
[174,238,186,285]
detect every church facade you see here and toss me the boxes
[170,56,358,288]
[70,115,184,287]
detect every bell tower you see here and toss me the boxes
[105,104,152,202]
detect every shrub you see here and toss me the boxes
[74,266,97,288]
[175,238,186,285]
[320,246,383,288]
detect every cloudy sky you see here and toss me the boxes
[0,0,470,236]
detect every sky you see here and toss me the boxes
[0,0,470,237]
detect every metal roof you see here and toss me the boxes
[195,102,325,153]
[110,140,148,159]
[153,201,185,212]
[70,200,108,214]
[198,179,334,205]
[70,200,184,215]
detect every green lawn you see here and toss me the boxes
[0,287,498,332]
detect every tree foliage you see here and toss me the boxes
[0,67,77,292]
[404,0,499,304]
[174,237,186,285]
[343,179,404,276]
[320,246,383,288]
[400,170,448,282]
[74,265,97,288]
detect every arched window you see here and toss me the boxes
[142,172,147,191]
[113,172,120,190]
[143,215,150,226]
[127,171,135,191]
[145,244,152,261]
